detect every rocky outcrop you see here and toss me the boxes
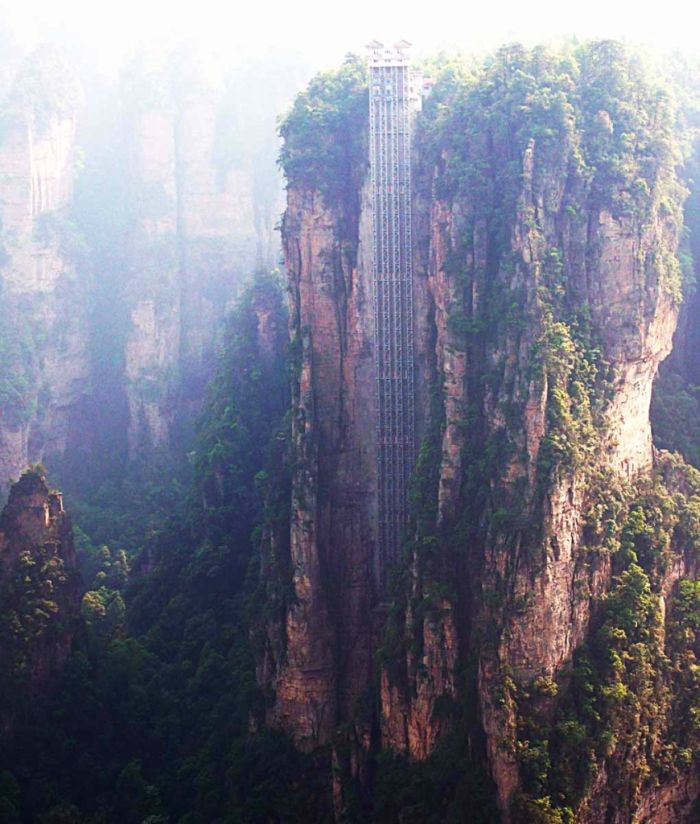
[0,47,90,490]
[0,45,294,485]
[121,55,276,455]
[259,58,437,764]
[261,181,378,749]
[260,42,700,822]
[409,45,694,821]
[0,469,81,728]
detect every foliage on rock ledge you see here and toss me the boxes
[651,131,700,469]
[0,275,314,823]
[379,40,698,822]
[0,39,699,824]
[0,468,80,706]
[278,54,367,213]
[5,45,81,132]
[509,454,700,821]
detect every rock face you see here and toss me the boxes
[259,61,431,771]
[0,48,90,490]
[260,44,700,822]
[121,59,266,456]
[0,46,294,486]
[261,181,378,748]
[0,470,81,729]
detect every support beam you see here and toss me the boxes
[367,41,417,584]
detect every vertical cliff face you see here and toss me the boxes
[261,57,439,762]
[0,46,299,489]
[264,174,377,750]
[122,76,181,455]
[0,48,90,489]
[403,45,698,821]
[261,44,700,822]
[121,54,281,456]
[419,45,691,822]
[177,84,257,374]
[0,470,81,730]
[259,60,378,761]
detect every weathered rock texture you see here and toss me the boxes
[260,181,378,748]
[260,43,700,822]
[0,48,90,490]
[0,46,294,486]
[0,470,81,730]
[121,58,266,455]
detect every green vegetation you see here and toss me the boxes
[0,304,38,427]
[652,370,700,466]
[9,45,81,132]
[0,470,79,702]
[374,41,699,823]
[0,274,305,822]
[371,729,499,823]
[279,54,367,215]
[507,456,700,820]
[651,134,700,469]
[0,39,699,824]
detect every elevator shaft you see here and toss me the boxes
[368,42,417,579]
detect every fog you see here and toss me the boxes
[1,0,698,77]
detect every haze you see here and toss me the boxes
[1,0,698,75]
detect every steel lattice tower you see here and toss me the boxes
[367,41,417,579]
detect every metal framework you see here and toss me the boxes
[367,41,417,579]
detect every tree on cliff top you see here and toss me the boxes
[278,53,367,210]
